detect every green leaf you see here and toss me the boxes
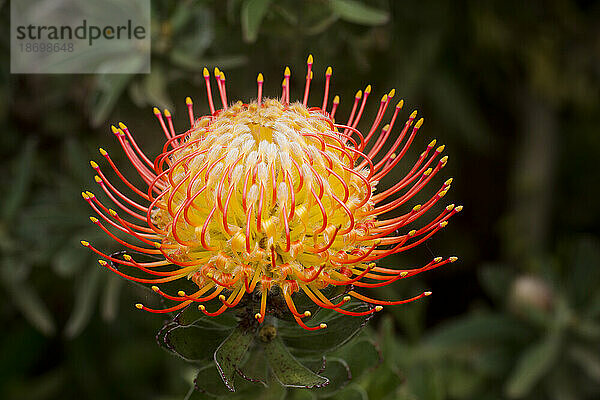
[162,324,232,362]
[331,337,382,380]
[241,0,272,43]
[2,138,36,222]
[278,301,374,356]
[330,384,368,400]
[505,332,561,398]
[265,336,329,388]
[312,357,351,396]
[328,0,389,26]
[214,325,258,391]
[194,363,238,397]
[64,267,102,338]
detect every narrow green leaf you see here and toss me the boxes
[332,337,382,379]
[214,325,258,391]
[64,267,101,338]
[265,337,329,388]
[194,363,237,397]
[329,0,389,26]
[241,0,272,43]
[505,332,561,398]
[2,138,36,222]
[313,357,351,396]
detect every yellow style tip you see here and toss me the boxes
[218,294,226,301]
[257,73,264,82]
[412,204,422,212]
[307,54,313,64]
[440,155,449,164]
[94,175,102,183]
[382,123,390,131]
[164,109,171,117]
[365,85,372,93]
[89,216,98,223]
[214,67,220,76]
[151,286,159,292]
[123,254,132,261]
[319,323,327,329]
[355,90,363,99]
[446,204,455,211]
[428,139,437,147]
[135,303,143,309]
[110,125,119,134]
[444,178,454,186]
[333,95,340,104]
[381,94,388,102]
[388,88,395,97]
[99,148,108,156]
[118,121,127,129]
[375,306,383,312]
[220,72,225,80]
[449,256,459,262]
[152,107,160,115]
[108,209,117,217]
[439,221,448,228]
[410,110,418,119]
[80,240,89,246]
[81,192,89,199]
[400,271,409,277]
[199,305,206,311]
[436,145,445,153]
[304,311,311,317]
[408,230,417,237]
[255,313,262,320]
[185,96,192,105]
[284,66,291,76]
[343,296,351,302]
[396,99,404,109]
[455,205,463,212]
[98,260,107,266]
[423,168,433,176]
[202,67,209,77]
[424,291,432,296]
[178,290,186,297]
[326,66,332,75]
[415,118,424,129]
[90,160,98,169]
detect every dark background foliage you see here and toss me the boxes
[1,0,599,399]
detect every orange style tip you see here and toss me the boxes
[80,240,90,246]
[284,66,291,76]
[343,295,351,302]
[89,216,98,223]
[423,168,433,176]
[355,90,363,99]
[123,254,132,261]
[380,93,387,102]
[255,312,262,320]
[434,256,443,263]
[81,192,89,199]
[257,73,264,82]
[202,67,209,77]
[303,311,311,317]
[400,271,409,277]
[365,85,372,94]
[164,109,171,117]
[110,125,119,134]
[455,205,463,212]
[307,54,313,64]
[177,290,186,297]
[108,209,117,217]
[90,160,99,169]
[152,107,160,115]
[449,256,459,262]
[198,305,206,311]
[218,294,226,301]
[99,148,108,156]
[135,303,143,309]
[185,96,193,105]
[333,95,340,104]
[408,230,417,237]
[375,306,384,312]
[319,323,327,329]
[98,260,107,266]
[412,204,422,212]
[118,121,127,130]
[409,110,418,119]
[439,221,449,228]
[388,88,395,97]
[446,204,455,211]
[326,66,332,75]
[415,118,424,129]
[151,286,159,292]
[436,145,445,153]
[424,291,433,296]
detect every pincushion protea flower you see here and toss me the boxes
[82,55,461,330]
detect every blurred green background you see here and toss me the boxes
[1,0,599,399]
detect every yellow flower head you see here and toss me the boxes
[82,56,461,330]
